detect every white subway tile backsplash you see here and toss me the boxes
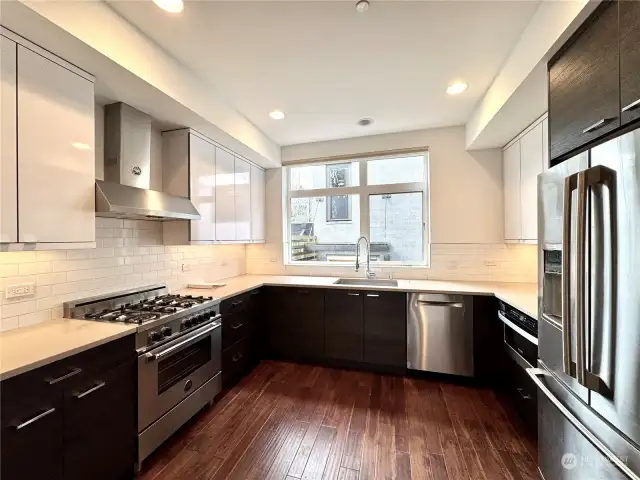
[0,221,247,330]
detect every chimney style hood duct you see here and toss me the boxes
[96,103,200,221]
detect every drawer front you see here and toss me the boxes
[222,308,251,350]
[63,360,136,480]
[221,291,252,316]
[222,338,252,388]
[507,361,538,437]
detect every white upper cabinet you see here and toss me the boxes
[1,36,17,243]
[520,122,544,240]
[503,115,548,243]
[16,45,95,244]
[503,141,522,241]
[234,157,251,241]
[215,147,236,241]
[250,165,265,242]
[188,134,216,241]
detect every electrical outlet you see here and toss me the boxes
[484,260,497,267]
[181,263,191,272]
[6,283,35,299]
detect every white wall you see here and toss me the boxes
[249,126,538,283]
[284,126,504,244]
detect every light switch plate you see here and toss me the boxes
[6,283,35,299]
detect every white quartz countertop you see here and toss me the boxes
[0,318,136,381]
[181,274,539,319]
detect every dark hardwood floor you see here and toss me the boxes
[139,361,538,480]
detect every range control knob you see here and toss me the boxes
[161,326,172,337]
[148,331,162,343]
[181,318,192,330]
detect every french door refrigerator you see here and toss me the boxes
[534,128,640,480]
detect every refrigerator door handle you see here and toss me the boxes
[562,173,579,378]
[576,171,588,386]
[582,165,617,395]
[527,366,640,480]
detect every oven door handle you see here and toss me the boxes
[498,311,538,346]
[145,321,219,362]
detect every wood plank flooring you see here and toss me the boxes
[139,361,538,480]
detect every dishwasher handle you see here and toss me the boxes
[416,300,464,308]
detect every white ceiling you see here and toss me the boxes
[108,0,540,146]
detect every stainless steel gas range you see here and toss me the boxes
[64,284,222,468]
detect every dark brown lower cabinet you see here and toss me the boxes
[0,335,136,480]
[363,291,406,369]
[324,290,364,362]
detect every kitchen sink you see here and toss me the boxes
[333,278,399,287]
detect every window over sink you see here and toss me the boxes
[284,152,429,266]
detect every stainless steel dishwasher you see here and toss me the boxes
[407,293,474,376]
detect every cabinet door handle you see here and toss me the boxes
[581,118,611,134]
[46,367,82,385]
[622,98,640,113]
[297,290,309,295]
[516,387,532,400]
[231,322,244,330]
[14,408,56,430]
[250,291,260,296]
[74,381,106,399]
[347,293,361,296]
[366,294,379,298]
[232,300,244,307]
[232,352,244,362]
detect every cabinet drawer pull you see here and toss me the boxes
[232,300,244,307]
[250,291,260,296]
[231,352,244,362]
[14,408,56,430]
[516,387,532,400]
[366,294,379,298]
[297,290,309,295]
[582,118,611,134]
[231,322,244,330]
[622,98,640,113]
[46,367,82,385]
[74,381,106,399]
[347,293,360,296]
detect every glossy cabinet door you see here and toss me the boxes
[17,46,95,243]
[503,141,521,241]
[548,1,619,161]
[189,134,216,241]
[519,122,544,241]
[620,0,640,127]
[250,165,265,242]
[234,157,251,241]
[363,291,406,369]
[215,147,236,240]
[0,36,17,243]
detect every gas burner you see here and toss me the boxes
[126,312,161,324]
[177,301,198,308]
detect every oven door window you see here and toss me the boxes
[157,337,212,394]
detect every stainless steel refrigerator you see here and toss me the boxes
[534,128,640,480]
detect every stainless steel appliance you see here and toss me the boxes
[64,285,222,468]
[534,130,640,479]
[407,293,473,376]
[498,300,538,369]
[96,103,200,221]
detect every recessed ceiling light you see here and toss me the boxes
[357,118,374,127]
[355,0,370,13]
[269,110,286,120]
[153,0,184,13]
[446,81,468,95]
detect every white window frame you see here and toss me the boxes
[283,151,431,267]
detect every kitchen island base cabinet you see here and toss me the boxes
[0,335,136,480]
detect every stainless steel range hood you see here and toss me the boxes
[96,103,200,221]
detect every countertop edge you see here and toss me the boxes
[0,326,136,381]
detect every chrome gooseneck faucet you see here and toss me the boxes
[355,236,375,279]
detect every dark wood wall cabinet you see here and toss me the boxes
[0,335,136,480]
[620,0,640,126]
[549,0,620,161]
